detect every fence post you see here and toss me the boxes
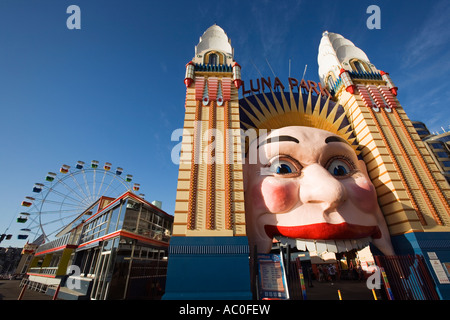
[17,280,27,300]
[52,284,61,300]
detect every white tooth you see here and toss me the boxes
[283,237,374,253]
[360,239,365,249]
[304,239,316,252]
[344,240,353,251]
[354,239,362,249]
[316,240,327,254]
[336,240,347,253]
[362,237,371,248]
[289,238,297,247]
[326,240,338,253]
[276,236,296,248]
[356,237,366,249]
[296,239,306,251]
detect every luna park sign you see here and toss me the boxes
[240,76,331,97]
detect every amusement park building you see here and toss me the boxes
[163,25,450,300]
[12,25,450,301]
[20,191,173,300]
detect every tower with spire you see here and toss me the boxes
[164,25,252,299]
[318,31,450,298]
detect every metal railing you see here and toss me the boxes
[35,233,73,254]
[28,266,58,276]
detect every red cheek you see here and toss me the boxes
[260,179,299,213]
[348,176,378,212]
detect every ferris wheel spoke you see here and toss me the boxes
[92,169,97,202]
[54,177,92,205]
[94,169,107,201]
[41,199,86,209]
[38,208,87,215]
[81,169,94,203]
[99,174,116,198]
[39,213,80,227]
[109,177,131,196]
[68,173,92,205]
[42,185,90,207]
[23,215,40,229]
[23,224,44,241]
[39,213,81,237]
[39,212,80,227]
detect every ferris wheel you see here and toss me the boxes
[6,160,142,244]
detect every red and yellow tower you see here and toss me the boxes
[164,25,252,300]
[318,31,450,298]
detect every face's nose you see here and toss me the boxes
[299,163,348,213]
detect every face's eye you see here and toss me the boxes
[267,158,299,176]
[326,158,354,177]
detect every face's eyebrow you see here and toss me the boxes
[325,135,351,145]
[257,135,299,149]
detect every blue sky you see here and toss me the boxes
[1,0,449,248]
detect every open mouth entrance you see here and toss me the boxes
[254,236,381,300]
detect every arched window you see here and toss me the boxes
[208,53,218,65]
[351,59,369,73]
[327,75,335,89]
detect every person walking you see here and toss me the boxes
[328,264,336,285]
[317,265,324,282]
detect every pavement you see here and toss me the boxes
[302,279,381,300]
[1,278,381,301]
[0,280,54,300]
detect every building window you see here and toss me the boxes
[442,161,450,168]
[79,248,100,277]
[354,61,365,73]
[413,122,427,130]
[107,205,122,234]
[135,207,172,242]
[350,59,369,73]
[439,135,450,143]
[122,200,140,232]
[208,53,218,65]
[416,129,430,136]
[436,152,450,159]
[429,142,443,149]
[80,210,111,243]
[327,75,334,89]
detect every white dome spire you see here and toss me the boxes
[318,31,373,86]
[195,24,233,59]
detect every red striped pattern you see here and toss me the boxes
[367,85,386,109]
[221,78,231,101]
[356,84,374,108]
[378,85,397,109]
[208,77,219,101]
[195,77,205,101]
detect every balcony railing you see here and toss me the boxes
[35,233,74,254]
[28,266,58,276]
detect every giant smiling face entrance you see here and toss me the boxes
[239,90,395,257]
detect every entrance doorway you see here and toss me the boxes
[90,250,113,300]
[273,244,380,300]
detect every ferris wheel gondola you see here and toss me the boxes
[33,183,44,193]
[7,160,141,244]
[17,212,30,223]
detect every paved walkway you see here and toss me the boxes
[0,280,54,300]
[1,279,380,300]
[303,279,381,300]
